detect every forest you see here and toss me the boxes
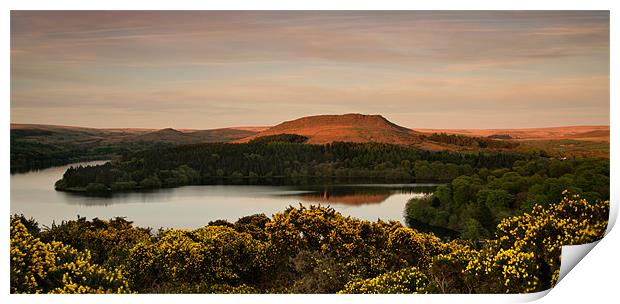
[10,193,609,294]
[248,134,309,144]
[10,125,255,173]
[10,136,175,173]
[420,133,520,149]
[54,141,532,192]
[405,157,609,240]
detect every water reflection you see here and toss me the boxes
[11,161,438,229]
[279,185,436,205]
[298,193,391,205]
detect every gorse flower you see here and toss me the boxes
[10,217,130,294]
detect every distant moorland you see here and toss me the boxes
[10,124,260,172]
[11,114,609,172]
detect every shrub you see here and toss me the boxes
[125,226,267,291]
[339,267,435,294]
[10,216,130,294]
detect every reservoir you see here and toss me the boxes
[11,161,437,229]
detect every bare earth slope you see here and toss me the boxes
[237,113,421,144]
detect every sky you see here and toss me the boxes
[10,11,610,129]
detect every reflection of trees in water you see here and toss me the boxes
[60,183,438,208]
[296,192,391,205]
[60,188,177,207]
[288,185,436,206]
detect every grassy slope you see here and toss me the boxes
[415,125,609,158]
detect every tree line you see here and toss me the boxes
[421,133,519,149]
[11,137,175,173]
[55,141,532,193]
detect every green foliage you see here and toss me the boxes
[460,219,490,240]
[56,141,530,193]
[111,181,138,191]
[406,158,609,238]
[86,183,107,192]
[422,132,519,149]
[139,175,162,189]
[249,134,309,144]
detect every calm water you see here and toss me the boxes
[11,161,437,229]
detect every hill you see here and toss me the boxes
[11,124,259,145]
[188,128,259,143]
[10,124,259,172]
[133,128,197,144]
[235,115,608,158]
[237,113,421,144]
[132,128,260,144]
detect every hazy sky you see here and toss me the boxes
[11,11,609,129]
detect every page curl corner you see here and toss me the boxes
[556,241,600,285]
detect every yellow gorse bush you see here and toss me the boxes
[124,226,268,291]
[464,192,608,293]
[339,267,433,294]
[10,217,130,294]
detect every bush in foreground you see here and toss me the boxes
[10,192,608,294]
[10,217,130,294]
